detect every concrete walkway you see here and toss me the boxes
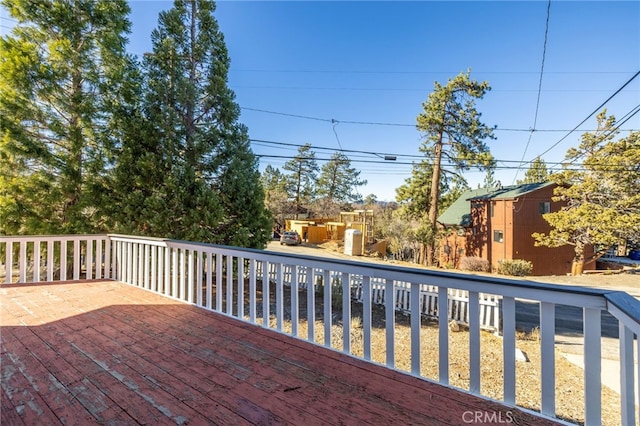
[561,351,639,405]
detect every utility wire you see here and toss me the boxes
[531,69,640,161]
[234,68,635,75]
[512,0,551,184]
[255,154,636,172]
[331,119,345,152]
[241,106,636,132]
[251,139,637,171]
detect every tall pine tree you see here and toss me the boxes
[416,70,495,265]
[0,0,136,234]
[534,112,640,274]
[517,156,551,184]
[283,143,318,219]
[315,152,367,214]
[111,0,270,247]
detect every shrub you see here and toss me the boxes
[497,259,533,276]
[459,257,490,272]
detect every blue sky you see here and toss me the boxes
[3,1,639,201]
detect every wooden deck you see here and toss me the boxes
[1,280,561,425]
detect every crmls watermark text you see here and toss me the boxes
[462,410,514,424]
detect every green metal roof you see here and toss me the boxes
[468,181,554,201]
[437,187,492,227]
[437,182,554,226]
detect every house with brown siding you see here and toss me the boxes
[438,182,595,276]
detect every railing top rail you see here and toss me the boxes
[0,234,108,241]
[131,234,625,309]
[605,291,640,336]
[81,233,638,329]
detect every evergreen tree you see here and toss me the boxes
[316,152,367,207]
[261,165,291,227]
[283,143,318,219]
[518,156,550,184]
[363,194,378,207]
[533,111,640,274]
[0,0,136,235]
[395,160,468,264]
[416,70,495,265]
[482,168,498,188]
[112,0,270,247]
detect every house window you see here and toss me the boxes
[493,230,504,243]
[490,202,495,217]
[539,201,551,214]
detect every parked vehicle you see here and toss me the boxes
[280,231,302,246]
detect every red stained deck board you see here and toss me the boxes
[119,303,440,424]
[86,302,382,424]
[97,301,435,425]
[1,281,561,425]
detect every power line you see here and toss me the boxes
[531,69,640,161]
[251,139,638,171]
[331,119,345,152]
[513,0,551,184]
[256,154,637,173]
[241,106,637,132]
[233,68,633,76]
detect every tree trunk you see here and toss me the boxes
[572,242,585,276]
[426,134,444,266]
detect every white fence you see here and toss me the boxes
[1,234,639,426]
[256,263,500,330]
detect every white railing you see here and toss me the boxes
[1,233,639,426]
[0,234,110,282]
[257,263,500,330]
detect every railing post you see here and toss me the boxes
[179,249,186,300]
[540,302,556,416]
[227,255,234,315]
[502,296,516,405]
[171,248,178,297]
[324,270,332,348]
[96,238,103,279]
[362,276,372,360]
[33,240,40,282]
[237,257,244,319]
[104,236,110,279]
[410,282,421,375]
[583,307,602,425]
[151,245,157,293]
[619,323,636,426]
[19,241,27,283]
[469,291,481,393]
[385,278,395,368]
[73,239,80,281]
[196,250,202,307]
[206,252,213,309]
[249,258,256,322]
[342,272,351,354]
[291,265,299,337]
[307,268,315,342]
[60,240,68,281]
[438,286,449,384]
[275,263,283,331]
[4,241,13,283]
[187,249,194,303]
[47,240,54,282]
[138,243,144,286]
[261,260,269,327]
[86,238,93,280]
[144,243,150,290]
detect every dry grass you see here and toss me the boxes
[255,292,625,426]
